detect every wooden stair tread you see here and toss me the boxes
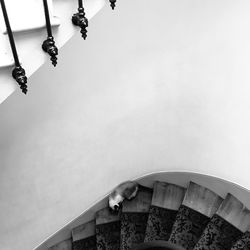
[120,212,149,250]
[151,182,185,210]
[145,206,178,242]
[216,193,250,232]
[96,208,121,250]
[96,207,120,225]
[120,186,152,249]
[193,213,243,250]
[122,185,153,213]
[182,181,223,217]
[72,220,95,242]
[49,239,72,250]
[144,182,185,242]
[169,205,211,250]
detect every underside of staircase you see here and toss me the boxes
[45,179,250,250]
[0,0,106,103]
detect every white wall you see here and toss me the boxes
[1,0,250,249]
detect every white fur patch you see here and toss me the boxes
[109,193,124,209]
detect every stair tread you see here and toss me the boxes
[121,186,153,250]
[72,221,97,250]
[144,182,185,242]
[96,207,121,250]
[72,220,95,242]
[49,239,72,250]
[168,182,223,250]
[193,214,243,250]
[216,193,250,232]
[182,181,223,217]
[151,181,186,210]
[169,205,211,250]
[122,185,153,213]
[96,221,120,250]
[144,206,178,242]
[120,212,149,250]
[96,207,120,225]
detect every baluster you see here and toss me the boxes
[72,0,88,39]
[42,0,58,66]
[109,0,117,10]
[0,0,28,94]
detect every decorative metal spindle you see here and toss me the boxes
[42,0,58,66]
[72,0,88,39]
[109,0,117,10]
[0,0,28,94]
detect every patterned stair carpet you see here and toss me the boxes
[48,181,250,250]
[193,194,250,250]
[120,185,153,250]
[168,182,223,250]
[231,231,250,250]
[144,182,185,242]
[96,207,121,250]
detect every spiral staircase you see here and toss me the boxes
[35,173,250,250]
[1,1,250,250]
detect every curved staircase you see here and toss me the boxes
[46,180,250,250]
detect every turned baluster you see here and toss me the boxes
[42,0,58,66]
[0,0,28,94]
[72,0,88,39]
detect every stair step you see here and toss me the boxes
[169,182,223,250]
[120,185,153,250]
[216,194,250,232]
[49,239,72,250]
[96,207,121,250]
[144,182,186,242]
[231,231,250,250]
[182,181,223,217]
[194,194,250,250]
[72,220,96,250]
[122,185,153,213]
[47,179,250,250]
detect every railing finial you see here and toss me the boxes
[109,0,117,10]
[42,0,58,66]
[72,0,88,40]
[0,0,28,94]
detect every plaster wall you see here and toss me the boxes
[1,0,250,249]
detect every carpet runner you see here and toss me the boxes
[144,181,185,242]
[96,207,121,250]
[120,185,153,250]
[193,194,250,250]
[168,182,223,250]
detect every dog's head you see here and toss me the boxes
[109,193,123,212]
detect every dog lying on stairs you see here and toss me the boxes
[109,181,139,212]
